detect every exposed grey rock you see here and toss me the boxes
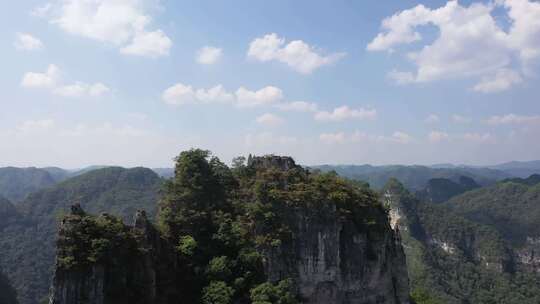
[261,203,410,304]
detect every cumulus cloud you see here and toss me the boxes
[21,64,59,89]
[235,86,283,107]
[320,132,346,144]
[452,115,472,124]
[162,84,234,105]
[162,83,281,108]
[14,33,44,51]
[368,0,540,92]
[276,101,318,112]
[425,114,440,124]
[486,113,540,125]
[53,82,110,98]
[39,0,172,57]
[463,132,496,143]
[120,29,172,57]
[314,106,377,122]
[255,113,284,127]
[17,119,55,132]
[196,46,222,64]
[319,130,413,145]
[428,131,449,143]
[473,69,523,93]
[247,33,345,74]
[21,64,109,98]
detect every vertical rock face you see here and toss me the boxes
[49,155,410,304]
[262,204,409,304]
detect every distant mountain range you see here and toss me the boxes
[1,157,540,304]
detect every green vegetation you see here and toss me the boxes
[384,178,540,303]
[56,210,139,270]
[416,176,480,204]
[0,167,162,304]
[446,179,540,244]
[50,149,387,304]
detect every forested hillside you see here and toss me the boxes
[0,167,162,304]
[384,178,540,304]
[0,167,58,203]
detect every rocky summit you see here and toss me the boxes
[48,150,410,304]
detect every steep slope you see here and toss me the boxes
[383,179,540,304]
[0,167,162,304]
[314,165,508,190]
[415,176,480,204]
[0,167,58,203]
[49,151,410,304]
[446,177,540,274]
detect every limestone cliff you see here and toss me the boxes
[49,154,410,304]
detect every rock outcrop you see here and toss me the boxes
[261,203,409,303]
[49,155,410,304]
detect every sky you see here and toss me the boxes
[1,0,539,168]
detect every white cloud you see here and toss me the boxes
[320,132,346,144]
[120,29,171,57]
[235,86,283,107]
[452,114,472,124]
[196,46,222,64]
[388,70,416,85]
[163,84,284,107]
[247,33,345,74]
[21,64,59,88]
[276,101,318,112]
[486,113,540,125]
[368,0,540,92]
[463,132,496,143]
[428,131,449,143]
[21,64,109,98]
[162,83,234,105]
[473,68,523,93]
[314,106,377,122]
[255,113,284,127]
[53,82,109,98]
[391,131,413,144]
[17,119,55,132]
[14,33,44,51]
[31,3,52,18]
[425,114,440,123]
[43,0,171,57]
[320,130,412,145]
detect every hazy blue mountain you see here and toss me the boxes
[0,167,57,203]
[314,164,509,190]
[152,167,174,179]
[488,161,540,178]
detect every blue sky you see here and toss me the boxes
[1,0,539,168]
